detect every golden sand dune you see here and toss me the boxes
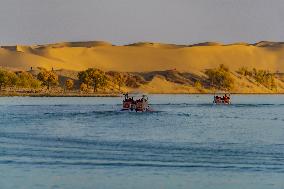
[133,72,284,94]
[1,41,284,93]
[137,76,200,94]
[1,41,284,74]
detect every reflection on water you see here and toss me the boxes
[0,95,284,189]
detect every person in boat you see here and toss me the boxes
[214,94,230,104]
[219,94,228,103]
[124,93,129,101]
[224,94,230,103]
[142,95,148,102]
[214,95,220,102]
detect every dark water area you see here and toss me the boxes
[0,95,284,189]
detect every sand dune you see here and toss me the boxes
[137,76,201,94]
[1,41,284,73]
[1,41,284,93]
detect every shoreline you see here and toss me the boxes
[0,92,120,97]
[1,92,284,97]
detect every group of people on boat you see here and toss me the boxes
[122,93,150,112]
[213,94,231,104]
[123,94,135,103]
[124,93,148,102]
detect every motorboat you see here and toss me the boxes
[213,93,231,104]
[122,93,151,112]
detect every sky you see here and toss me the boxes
[0,0,284,45]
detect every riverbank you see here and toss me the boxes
[1,91,284,97]
[0,92,120,97]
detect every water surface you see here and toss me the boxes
[0,95,284,189]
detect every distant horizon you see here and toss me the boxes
[1,39,284,47]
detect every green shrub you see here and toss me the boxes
[125,75,145,88]
[80,83,88,93]
[37,70,59,90]
[237,67,276,89]
[65,79,74,91]
[16,72,41,89]
[78,68,108,92]
[205,64,234,90]
[237,67,253,76]
[254,70,276,89]
[0,69,18,90]
[108,71,126,91]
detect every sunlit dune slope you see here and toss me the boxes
[1,41,284,73]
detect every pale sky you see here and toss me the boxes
[0,0,284,45]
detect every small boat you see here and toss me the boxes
[134,95,150,112]
[122,93,151,112]
[213,93,231,104]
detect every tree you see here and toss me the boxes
[237,67,277,90]
[80,83,88,93]
[78,68,108,92]
[205,64,234,90]
[37,70,59,90]
[253,69,276,90]
[0,69,9,90]
[65,79,74,91]
[115,73,125,91]
[125,75,145,88]
[108,71,125,91]
[237,67,252,76]
[0,69,18,90]
[16,72,41,89]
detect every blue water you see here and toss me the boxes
[0,95,284,189]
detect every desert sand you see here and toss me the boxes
[1,41,284,94]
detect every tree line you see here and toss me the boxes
[0,65,278,93]
[0,69,41,90]
[204,64,277,91]
[0,68,128,93]
[237,67,276,89]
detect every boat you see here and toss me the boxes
[122,93,151,112]
[134,95,149,112]
[213,93,231,104]
[122,94,135,111]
